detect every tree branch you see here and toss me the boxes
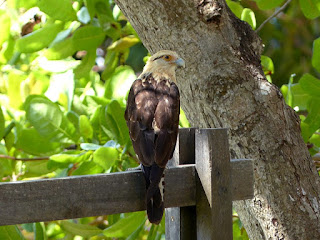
[256,0,292,33]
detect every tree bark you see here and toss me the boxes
[115,0,320,239]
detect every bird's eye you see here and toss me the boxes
[163,55,172,61]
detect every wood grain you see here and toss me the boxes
[0,159,252,226]
[196,128,232,240]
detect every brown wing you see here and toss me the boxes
[125,74,180,168]
[154,80,180,167]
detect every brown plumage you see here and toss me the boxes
[125,50,185,224]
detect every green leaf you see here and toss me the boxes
[255,0,285,10]
[50,151,91,164]
[126,216,146,240]
[0,36,15,64]
[8,0,37,9]
[44,37,76,60]
[105,100,130,145]
[0,10,11,46]
[241,8,256,30]
[79,115,93,139]
[312,37,320,72]
[33,222,46,240]
[90,106,110,144]
[104,65,136,101]
[24,160,52,177]
[25,96,79,143]
[101,50,119,80]
[103,212,146,238]
[16,128,61,156]
[84,95,111,108]
[8,70,27,109]
[0,107,4,139]
[71,160,104,175]
[0,226,25,240]
[93,146,118,170]
[299,0,320,19]
[74,49,97,78]
[225,0,243,18]
[45,71,75,110]
[38,0,77,22]
[179,108,190,128]
[303,97,320,139]
[261,55,274,74]
[108,35,140,52]
[299,73,320,97]
[60,220,102,238]
[72,26,106,51]
[16,21,64,53]
[290,83,310,110]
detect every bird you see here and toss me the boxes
[125,50,185,224]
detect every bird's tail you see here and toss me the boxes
[142,164,165,225]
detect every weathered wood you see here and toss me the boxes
[196,128,232,240]
[166,128,197,240]
[0,159,252,226]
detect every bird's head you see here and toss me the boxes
[142,50,185,82]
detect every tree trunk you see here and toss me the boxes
[115,0,320,239]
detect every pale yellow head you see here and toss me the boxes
[141,50,185,82]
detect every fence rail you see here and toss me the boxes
[0,128,254,240]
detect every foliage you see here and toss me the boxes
[0,0,319,239]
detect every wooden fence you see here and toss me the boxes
[0,128,254,239]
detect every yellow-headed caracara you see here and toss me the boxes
[125,50,185,224]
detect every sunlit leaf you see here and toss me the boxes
[72,26,106,51]
[108,35,140,52]
[102,50,119,80]
[16,21,64,53]
[225,0,243,18]
[38,0,77,21]
[33,222,46,240]
[71,160,104,175]
[79,115,93,139]
[103,212,146,238]
[0,226,25,240]
[44,37,76,60]
[299,73,320,97]
[105,100,130,145]
[104,65,136,101]
[16,128,61,156]
[25,96,79,143]
[0,10,11,46]
[8,70,27,109]
[93,146,118,170]
[74,50,96,78]
[241,8,256,29]
[179,108,190,128]
[312,37,320,72]
[0,107,5,139]
[60,221,102,237]
[50,151,91,163]
[90,106,110,144]
[303,97,320,139]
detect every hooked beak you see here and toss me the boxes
[175,58,186,68]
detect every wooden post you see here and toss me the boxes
[166,128,197,240]
[195,128,232,240]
